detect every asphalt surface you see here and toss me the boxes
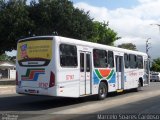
[0,82,160,120]
[74,95,160,120]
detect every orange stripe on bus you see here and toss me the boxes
[99,69,111,77]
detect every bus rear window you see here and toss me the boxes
[17,38,52,67]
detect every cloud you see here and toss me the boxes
[138,0,159,4]
[74,2,110,21]
[74,1,160,58]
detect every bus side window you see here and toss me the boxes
[60,44,77,67]
[80,53,84,72]
[86,54,91,72]
[129,54,137,69]
[134,55,138,68]
[124,53,129,68]
[108,51,114,68]
[137,55,143,69]
[93,49,107,68]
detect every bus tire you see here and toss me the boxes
[98,82,108,100]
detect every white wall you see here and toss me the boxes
[10,70,16,79]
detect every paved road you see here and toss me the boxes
[75,95,160,120]
[0,82,160,120]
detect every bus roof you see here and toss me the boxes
[18,35,147,57]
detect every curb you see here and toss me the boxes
[0,80,15,85]
[0,85,16,95]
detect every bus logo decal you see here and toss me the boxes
[93,69,116,84]
[21,68,45,81]
[20,44,28,59]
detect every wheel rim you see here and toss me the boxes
[100,86,106,97]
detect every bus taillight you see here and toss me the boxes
[16,71,18,85]
[49,71,55,87]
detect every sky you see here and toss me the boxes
[69,0,160,59]
[6,0,160,59]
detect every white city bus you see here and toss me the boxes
[16,36,150,100]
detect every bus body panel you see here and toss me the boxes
[56,68,80,97]
[124,69,143,89]
[16,36,149,98]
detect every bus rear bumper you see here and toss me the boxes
[16,86,57,96]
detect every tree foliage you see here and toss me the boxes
[28,0,95,40]
[150,58,160,72]
[90,21,120,45]
[117,43,137,51]
[0,0,120,54]
[0,0,33,54]
[0,53,15,62]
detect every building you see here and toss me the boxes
[0,61,16,79]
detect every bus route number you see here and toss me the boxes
[39,82,48,88]
[66,75,74,80]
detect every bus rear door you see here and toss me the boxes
[115,55,125,91]
[79,51,92,96]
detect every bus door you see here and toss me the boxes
[116,55,125,90]
[80,51,92,95]
[144,59,150,85]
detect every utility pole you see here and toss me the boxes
[146,38,151,85]
[146,38,151,56]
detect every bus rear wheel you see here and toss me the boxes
[98,82,108,100]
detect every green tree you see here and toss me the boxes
[118,43,137,50]
[28,0,94,40]
[0,53,9,61]
[150,58,160,72]
[90,21,120,45]
[0,0,120,54]
[0,0,33,54]
[0,53,14,61]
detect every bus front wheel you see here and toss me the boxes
[98,82,108,100]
